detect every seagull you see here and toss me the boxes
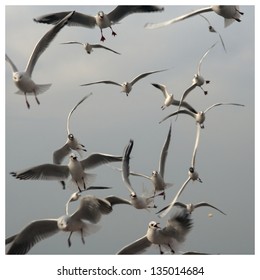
[10,152,122,192]
[200,15,227,52]
[117,209,193,254]
[177,43,217,113]
[151,83,197,111]
[6,195,118,254]
[34,6,164,41]
[130,124,173,199]
[145,5,243,29]
[5,11,74,109]
[156,201,226,215]
[121,139,159,209]
[61,41,121,55]
[160,102,245,128]
[53,94,92,165]
[65,186,113,215]
[158,166,203,219]
[80,69,167,96]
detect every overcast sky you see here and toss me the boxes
[3,1,257,279]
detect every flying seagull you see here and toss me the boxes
[61,41,121,55]
[34,6,164,41]
[6,11,74,109]
[117,209,193,254]
[145,5,243,29]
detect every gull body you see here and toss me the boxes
[6,11,74,109]
[34,6,164,41]
[117,210,193,254]
[151,83,197,111]
[81,69,167,96]
[11,153,122,191]
[130,124,173,199]
[160,102,245,128]
[61,41,121,55]
[53,94,92,165]
[145,5,243,29]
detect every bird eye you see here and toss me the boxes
[189,167,194,173]
[68,134,74,140]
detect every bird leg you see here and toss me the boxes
[159,245,164,254]
[24,93,30,109]
[34,91,40,105]
[199,86,208,95]
[68,232,73,247]
[168,244,175,254]
[100,29,106,42]
[80,229,85,245]
[110,26,117,37]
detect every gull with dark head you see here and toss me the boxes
[145,5,243,29]
[80,69,167,96]
[117,209,193,254]
[34,6,164,41]
[6,11,74,109]
[61,41,121,55]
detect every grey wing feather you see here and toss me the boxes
[5,54,18,72]
[105,195,132,206]
[159,177,191,218]
[53,143,71,164]
[67,93,92,134]
[191,123,201,168]
[122,140,136,194]
[129,171,151,180]
[7,219,59,254]
[197,42,217,75]
[10,163,70,180]
[73,196,112,223]
[117,235,151,254]
[158,123,171,177]
[163,210,193,242]
[34,11,96,28]
[26,11,74,76]
[159,109,195,124]
[172,99,197,113]
[130,69,166,85]
[145,6,212,29]
[91,44,121,55]
[108,6,164,23]
[80,80,121,87]
[80,153,122,170]
[195,202,226,215]
[204,102,244,114]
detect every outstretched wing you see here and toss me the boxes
[117,235,151,254]
[7,219,59,254]
[26,11,74,76]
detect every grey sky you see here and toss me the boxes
[4,2,256,278]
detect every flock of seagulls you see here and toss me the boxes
[6,5,245,255]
